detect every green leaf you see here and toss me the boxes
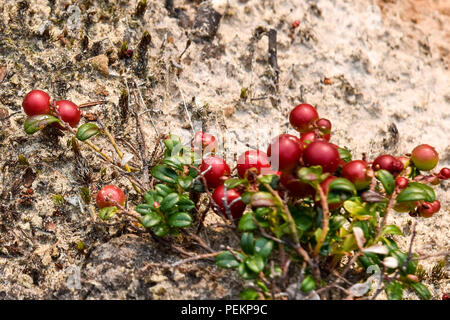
[163,134,182,153]
[410,282,431,300]
[141,212,162,228]
[328,178,357,196]
[239,288,259,300]
[298,166,323,185]
[153,223,168,237]
[238,262,257,280]
[375,170,395,195]
[75,123,100,141]
[338,148,352,163]
[396,182,436,203]
[167,212,192,228]
[250,192,276,208]
[162,156,184,170]
[224,178,246,189]
[385,281,403,300]
[98,206,118,220]
[254,237,273,259]
[329,215,346,231]
[241,192,254,205]
[177,176,193,190]
[177,196,195,211]
[151,165,178,184]
[257,174,280,189]
[160,193,180,212]
[216,251,240,269]
[238,212,258,231]
[295,215,313,231]
[143,192,154,205]
[381,224,403,236]
[240,232,254,255]
[154,184,174,197]
[300,275,317,292]
[136,203,153,215]
[245,255,265,273]
[24,115,61,134]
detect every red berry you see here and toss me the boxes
[299,131,318,146]
[318,175,341,210]
[96,185,126,209]
[341,160,371,190]
[237,150,271,178]
[395,177,409,190]
[443,293,449,300]
[418,201,435,218]
[316,118,331,141]
[193,131,217,153]
[411,144,439,171]
[431,200,441,213]
[267,134,303,172]
[303,141,341,173]
[372,155,403,176]
[289,103,319,133]
[212,184,246,220]
[199,156,231,188]
[438,167,450,180]
[22,90,51,116]
[55,100,81,128]
[280,172,315,198]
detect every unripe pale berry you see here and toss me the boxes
[411,144,439,171]
[22,90,51,116]
[96,185,126,208]
[289,103,319,133]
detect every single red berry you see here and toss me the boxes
[443,293,449,300]
[199,156,231,188]
[280,172,315,198]
[411,144,439,171]
[153,201,160,208]
[96,185,126,209]
[22,90,51,116]
[318,175,342,210]
[267,134,303,172]
[299,131,318,146]
[193,131,217,153]
[431,200,441,213]
[418,201,435,218]
[303,140,341,173]
[316,118,331,141]
[372,155,404,176]
[438,167,450,180]
[55,100,82,128]
[291,20,300,28]
[289,103,319,133]
[212,184,246,220]
[237,150,271,178]
[395,177,409,190]
[341,160,371,190]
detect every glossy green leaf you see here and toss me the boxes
[75,123,100,141]
[238,212,258,231]
[396,182,435,203]
[136,203,153,215]
[163,134,182,153]
[162,156,184,170]
[224,178,246,189]
[239,288,259,300]
[141,211,161,228]
[177,176,193,190]
[154,184,174,197]
[410,282,431,300]
[167,212,192,227]
[295,215,313,231]
[328,178,357,196]
[300,275,317,292]
[381,224,403,236]
[385,281,403,300]
[151,165,178,184]
[161,193,180,212]
[245,255,264,273]
[254,237,273,259]
[143,192,154,205]
[216,251,241,269]
[153,223,168,237]
[177,196,195,211]
[375,170,395,195]
[24,115,61,134]
[240,232,254,255]
[238,262,257,280]
[298,166,323,185]
[98,206,118,220]
[338,148,352,163]
[250,192,276,208]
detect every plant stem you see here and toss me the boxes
[314,185,330,257]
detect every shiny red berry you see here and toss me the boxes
[316,118,331,140]
[22,90,51,116]
[395,177,409,189]
[341,160,371,190]
[372,155,403,176]
[96,185,126,209]
[237,150,271,178]
[193,131,217,153]
[267,134,303,172]
[303,140,340,173]
[438,167,450,180]
[212,184,246,220]
[280,172,315,198]
[411,144,439,171]
[299,131,318,146]
[418,201,436,218]
[443,293,449,300]
[199,156,231,188]
[55,100,81,128]
[289,103,319,133]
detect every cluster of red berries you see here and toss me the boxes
[194,103,448,220]
[22,90,82,128]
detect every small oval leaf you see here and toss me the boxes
[76,123,100,141]
[216,251,240,269]
[24,115,61,134]
[375,170,395,195]
[141,212,162,228]
[168,212,192,228]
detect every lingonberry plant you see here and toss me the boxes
[21,89,449,300]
